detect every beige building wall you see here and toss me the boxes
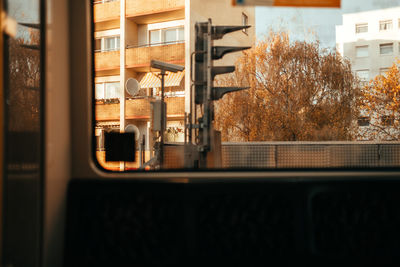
[185,0,255,112]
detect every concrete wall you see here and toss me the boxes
[138,24,148,46]
[126,20,138,46]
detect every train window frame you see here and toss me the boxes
[66,0,400,178]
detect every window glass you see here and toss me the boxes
[178,27,185,41]
[380,43,393,55]
[381,115,395,126]
[95,83,105,99]
[355,23,368,33]
[357,116,370,127]
[92,0,400,171]
[105,82,120,99]
[164,28,177,43]
[356,70,369,83]
[379,20,393,31]
[150,30,160,45]
[103,36,119,51]
[356,46,368,57]
[379,68,390,75]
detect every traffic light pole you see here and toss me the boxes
[186,19,251,169]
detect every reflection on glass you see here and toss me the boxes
[4,0,42,265]
[93,0,400,171]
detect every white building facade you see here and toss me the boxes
[336,7,400,81]
[336,7,400,140]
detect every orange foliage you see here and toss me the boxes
[215,31,360,141]
[359,60,400,140]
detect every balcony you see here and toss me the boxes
[95,97,185,121]
[95,50,120,71]
[126,0,185,23]
[126,42,185,72]
[93,1,120,23]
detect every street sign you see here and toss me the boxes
[232,0,340,8]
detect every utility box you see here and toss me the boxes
[150,100,166,132]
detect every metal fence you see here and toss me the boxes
[221,142,400,169]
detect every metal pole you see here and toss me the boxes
[159,70,166,168]
[119,0,126,171]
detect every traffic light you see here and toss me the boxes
[192,19,251,158]
[194,20,251,105]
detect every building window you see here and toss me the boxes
[357,116,370,127]
[381,115,394,126]
[149,27,184,46]
[95,82,121,100]
[242,13,248,34]
[356,69,369,85]
[95,36,120,52]
[355,23,368,34]
[355,45,368,57]
[379,20,393,31]
[380,43,393,55]
[379,68,390,76]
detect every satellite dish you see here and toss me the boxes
[125,124,140,141]
[125,78,140,96]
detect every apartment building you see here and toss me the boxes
[93,0,255,169]
[336,7,400,81]
[336,7,400,140]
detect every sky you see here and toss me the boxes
[255,0,400,49]
[7,0,400,48]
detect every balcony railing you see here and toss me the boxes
[93,0,119,4]
[94,50,120,70]
[94,42,184,70]
[94,47,120,53]
[126,40,184,49]
[126,42,185,69]
[126,0,185,17]
[95,97,185,121]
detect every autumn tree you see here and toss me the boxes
[215,31,361,142]
[8,29,41,132]
[358,60,400,140]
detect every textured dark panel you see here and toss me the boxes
[65,179,400,266]
[310,185,400,259]
[196,188,296,259]
[65,180,185,266]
